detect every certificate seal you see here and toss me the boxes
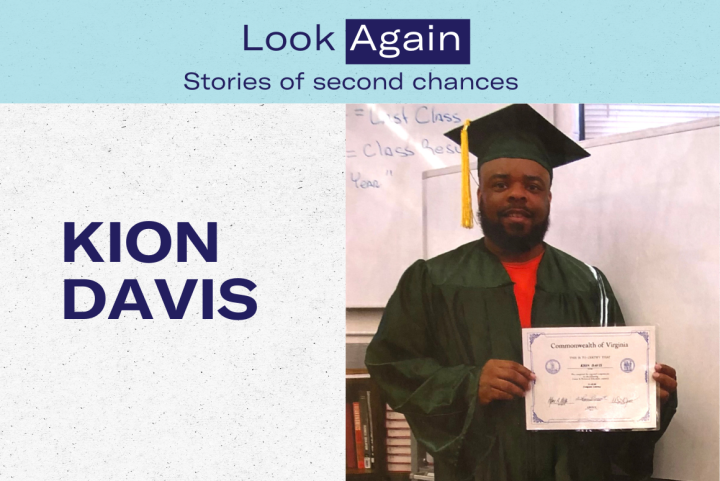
[620,358,635,373]
[545,359,561,374]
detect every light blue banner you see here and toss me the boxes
[1,0,718,102]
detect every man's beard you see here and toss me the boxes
[478,199,550,254]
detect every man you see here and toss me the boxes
[365,105,677,481]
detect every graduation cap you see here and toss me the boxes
[444,104,590,228]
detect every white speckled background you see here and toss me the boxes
[0,104,345,479]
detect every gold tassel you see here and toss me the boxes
[460,119,473,229]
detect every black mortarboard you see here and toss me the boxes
[443,104,590,228]
[444,104,590,179]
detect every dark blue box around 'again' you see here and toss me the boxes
[345,19,470,65]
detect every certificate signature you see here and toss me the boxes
[523,326,658,431]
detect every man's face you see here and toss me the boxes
[477,157,552,253]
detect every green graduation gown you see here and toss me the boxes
[365,240,677,481]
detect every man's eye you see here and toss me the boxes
[494,183,507,189]
[528,184,540,191]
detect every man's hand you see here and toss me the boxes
[653,363,677,405]
[478,359,536,405]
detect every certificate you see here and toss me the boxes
[523,326,658,431]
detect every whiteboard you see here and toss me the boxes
[424,118,720,481]
[346,103,553,307]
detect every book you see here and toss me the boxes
[346,403,357,469]
[387,437,411,446]
[385,419,410,429]
[352,402,365,471]
[358,392,372,469]
[388,463,412,473]
[387,428,411,438]
[365,390,375,466]
[388,454,412,464]
[386,411,406,420]
[387,446,411,455]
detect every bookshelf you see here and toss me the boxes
[346,369,411,481]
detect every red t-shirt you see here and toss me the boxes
[501,253,544,329]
